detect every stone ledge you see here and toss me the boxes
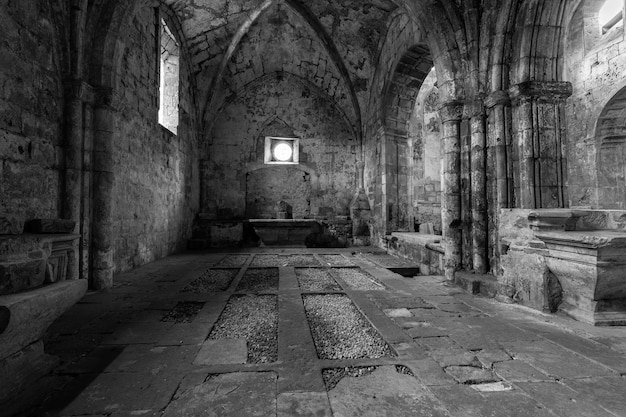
[0,279,87,359]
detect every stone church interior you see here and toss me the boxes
[2,0,626,415]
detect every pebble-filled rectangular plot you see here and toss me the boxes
[235,268,279,293]
[251,254,320,267]
[303,294,393,359]
[214,254,249,267]
[332,268,385,290]
[208,295,278,363]
[181,269,238,293]
[319,254,355,266]
[296,268,342,292]
[161,301,205,323]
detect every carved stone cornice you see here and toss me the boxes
[509,81,572,104]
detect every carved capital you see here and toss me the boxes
[438,100,463,122]
[463,99,485,119]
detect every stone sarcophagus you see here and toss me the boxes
[0,217,87,403]
[535,229,626,326]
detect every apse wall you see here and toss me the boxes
[204,75,357,220]
[111,6,199,273]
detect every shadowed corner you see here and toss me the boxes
[0,306,9,334]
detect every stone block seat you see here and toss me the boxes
[384,232,444,275]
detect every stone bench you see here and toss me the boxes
[384,232,444,275]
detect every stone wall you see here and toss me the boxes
[204,75,356,221]
[565,0,626,209]
[0,1,68,219]
[112,6,198,273]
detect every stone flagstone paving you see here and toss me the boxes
[4,247,626,417]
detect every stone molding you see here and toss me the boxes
[65,79,95,103]
[484,90,510,109]
[509,81,573,103]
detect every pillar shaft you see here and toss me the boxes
[91,88,119,290]
[440,102,463,281]
[469,103,487,273]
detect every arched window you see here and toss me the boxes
[158,18,179,134]
[599,0,623,34]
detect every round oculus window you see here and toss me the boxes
[273,142,293,162]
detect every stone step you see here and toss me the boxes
[455,272,499,297]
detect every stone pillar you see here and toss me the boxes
[63,80,93,280]
[466,100,488,273]
[91,88,119,290]
[509,81,572,209]
[485,90,512,272]
[439,102,463,281]
[350,161,371,246]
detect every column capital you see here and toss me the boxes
[509,81,572,103]
[438,100,464,122]
[484,90,510,109]
[463,99,485,119]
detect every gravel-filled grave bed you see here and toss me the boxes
[251,254,320,267]
[181,269,238,293]
[318,254,355,266]
[296,268,342,292]
[208,295,278,363]
[303,294,393,360]
[215,254,249,267]
[235,268,279,293]
[161,301,205,323]
[332,268,385,290]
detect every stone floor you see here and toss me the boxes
[4,247,626,417]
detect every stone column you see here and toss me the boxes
[91,88,119,290]
[485,90,512,272]
[63,80,93,280]
[439,101,463,281]
[509,81,572,208]
[466,100,488,273]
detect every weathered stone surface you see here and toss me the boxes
[327,366,449,417]
[444,365,498,384]
[277,392,333,417]
[193,338,247,365]
[0,214,24,235]
[0,279,87,359]
[162,372,277,417]
[0,258,46,295]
